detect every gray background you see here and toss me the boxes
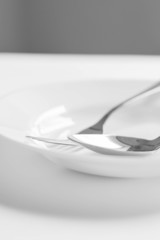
[0,0,160,54]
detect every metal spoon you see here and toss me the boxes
[26,81,160,155]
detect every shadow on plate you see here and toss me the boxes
[0,135,160,220]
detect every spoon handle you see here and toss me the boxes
[92,81,160,130]
[26,135,77,146]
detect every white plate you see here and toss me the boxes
[0,79,159,178]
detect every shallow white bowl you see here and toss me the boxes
[0,79,159,178]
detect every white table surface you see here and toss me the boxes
[1,53,160,240]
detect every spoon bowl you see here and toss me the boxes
[69,134,160,155]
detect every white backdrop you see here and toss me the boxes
[0,54,160,240]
